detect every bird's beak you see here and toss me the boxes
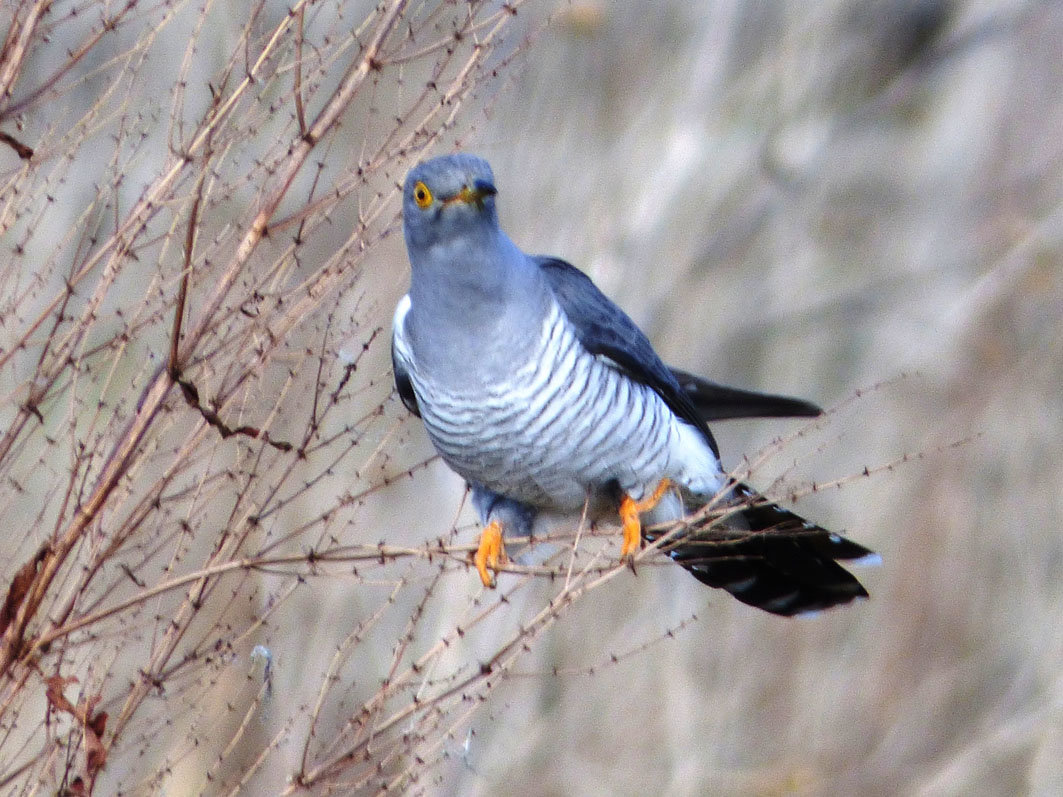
[447,179,497,207]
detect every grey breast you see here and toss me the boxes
[410,301,678,511]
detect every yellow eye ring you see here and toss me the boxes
[413,181,433,208]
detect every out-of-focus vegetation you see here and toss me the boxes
[467,2,1063,794]
[0,0,1059,794]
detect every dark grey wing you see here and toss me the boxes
[669,368,822,421]
[535,256,720,458]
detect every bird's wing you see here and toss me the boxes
[391,294,421,417]
[668,368,822,421]
[535,256,720,458]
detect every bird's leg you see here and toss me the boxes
[474,520,507,588]
[619,478,673,559]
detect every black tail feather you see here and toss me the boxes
[669,368,824,421]
[654,485,875,616]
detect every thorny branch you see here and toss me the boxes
[0,0,548,789]
[0,0,970,791]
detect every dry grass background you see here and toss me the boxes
[0,0,1060,794]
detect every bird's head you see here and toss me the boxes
[402,154,499,252]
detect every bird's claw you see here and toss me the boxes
[618,478,673,564]
[474,520,506,588]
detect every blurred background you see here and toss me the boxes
[0,0,1060,794]
[434,1,1063,793]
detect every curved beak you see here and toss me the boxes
[447,178,497,207]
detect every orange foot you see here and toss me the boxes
[474,520,506,588]
[618,478,673,560]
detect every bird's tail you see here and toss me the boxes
[651,483,877,616]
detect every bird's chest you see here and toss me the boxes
[407,316,559,469]
[403,312,671,509]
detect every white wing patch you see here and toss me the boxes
[393,293,412,341]
[392,294,413,365]
[671,420,726,497]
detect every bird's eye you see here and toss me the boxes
[413,181,432,208]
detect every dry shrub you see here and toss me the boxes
[0,1,560,792]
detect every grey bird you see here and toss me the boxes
[391,153,876,616]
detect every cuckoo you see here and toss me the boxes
[391,153,876,616]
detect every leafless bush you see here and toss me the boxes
[0,1,575,792]
[4,1,1060,794]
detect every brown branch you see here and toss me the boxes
[293,3,308,137]
[0,0,406,679]
[173,375,294,452]
[168,160,207,377]
[0,363,173,674]
[177,0,410,360]
[0,0,52,117]
[0,129,32,159]
[1,1,138,120]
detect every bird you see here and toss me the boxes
[391,153,876,616]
